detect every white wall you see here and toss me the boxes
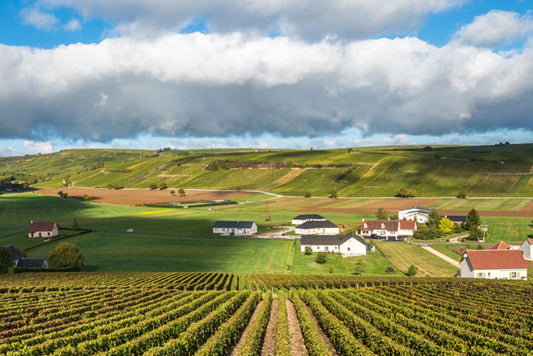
[295,227,339,235]
[339,238,366,256]
[460,259,527,280]
[520,241,532,260]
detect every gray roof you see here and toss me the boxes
[296,220,338,229]
[442,215,467,222]
[6,245,25,261]
[16,258,48,268]
[293,214,325,220]
[213,221,255,229]
[301,232,372,249]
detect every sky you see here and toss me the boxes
[1,0,533,156]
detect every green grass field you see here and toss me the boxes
[427,198,531,211]
[376,242,459,277]
[484,217,533,243]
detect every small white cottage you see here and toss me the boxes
[520,239,533,260]
[300,232,373,257]
[398,207,432,224]
[460,250,528,280]
[28,221,59,238]
[291,214,326,225]
[212,221,257,236]
[295,220,339,235]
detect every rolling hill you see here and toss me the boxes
[2,144,533,197]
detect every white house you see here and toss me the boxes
[398,207,432,224]
[295,220,339,235]
[520,239,533,260]
[28,221,59,238]
[291,214,326,226]
[300,232,373,257]
[212,221,257,236]
[460,250,528,280]
[359,219,416,240]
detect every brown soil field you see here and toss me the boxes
[35,187,254,206]
[269,197,533,217]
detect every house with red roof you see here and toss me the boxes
[520,239,533,260]
[28,221,58,238]
[489,241,511,250]
[460,250,527,280]
[359,219,417,240]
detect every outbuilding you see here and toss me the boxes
[291,214,326,225]
[520,238,533,260]
[300,232,373,257]
[212,221,257,236]
[295,220,339,235]
[28,221,58,238]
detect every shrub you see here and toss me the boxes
[48,242,85,269]
[408,265,418,276]
[315,252,327,264]
[304,192,312,198]
[158,182,168,190]
[304,246,312,255]
[0,245,13,274]
[395,187,417,198]
[456,191,467,199]
[385,266,395,274]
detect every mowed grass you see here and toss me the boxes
[429,244,486,262]
[376,242,458,277]
[484,217,532,244]
[291,242,403,276]
[427,198,531,211]
[25,231,293,273]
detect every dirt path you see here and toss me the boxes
[304,304,338,355]
[360,158,384,179]
[273,168,305,186]
[420,245,460,267]
[286,300,308,356]
[231,300,264,356]
[261,298,278,356]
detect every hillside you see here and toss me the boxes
[2,144,533,197]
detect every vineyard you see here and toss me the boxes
[1,272,532,355]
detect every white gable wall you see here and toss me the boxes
[520,241,533,260]
[339,238,367,256]
[295,226,340,235]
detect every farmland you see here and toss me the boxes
[2,144,533,197]
[0,272,532,355]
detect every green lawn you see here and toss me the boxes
[483,217,532,244]
[376,242,459,277]
[25,231,293,273]
[291,241,402,276]
[429,244,485,262]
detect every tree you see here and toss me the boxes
[158,182,168,190]
[82,194,92,201]
[465,208,481,231]
[0,245,13,274]
[72,219,79,231]
[149,182,157,190]
[304,192,312,198]
[304,246,312,255]
[407,265,418,276]
[427,209,441,229]
[413,225,443,240]
[438,217,454,234]
[329,189,337,199]
[170,190,176,196]
[376,208,388,220]
[178,188,186,196]
[315,252,327,264]
[395,187,416,198]
[466,227,484,241]
[456,191,467,199]
[48,242,85,269]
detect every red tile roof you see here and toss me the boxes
[465,250,527,270]
[361,220,398,232]
[400,220,416,230]
[28,221,56,233]
[489,241,511,250]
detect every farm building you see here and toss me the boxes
[6,245,49,269]
[291,214,326,225]
[359,219,416,240]
[520,239,533,260]
[460,250,527,280]
[212,221,257,236]
[28,221,58,238]
[398,207,432,224]
[295,220,339,235]
[489,241,511,250]
[441,215,467,226]
[300,232,373,257]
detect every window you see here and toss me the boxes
[511,272,519,279]
[476,272,485,278]
[325,247,329,252]
[347,247,350,251]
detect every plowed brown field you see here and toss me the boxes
[35,187,253,206]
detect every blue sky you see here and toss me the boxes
[1,0,533,156]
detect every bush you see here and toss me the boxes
[456,191,467,199]
[385,266,395,274]
[304,192,312,198]
[158,182,168,190]
[178,188,186,196]
[149,182,157,190]
[0,245,13,274]
[395,187,417,198]
[315,252,327,264]
[408,265,418,276]
[304,246,312,255]
[82,194,92,201]
[413,225,443,240]
[48,242,85,269]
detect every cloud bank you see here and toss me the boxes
[1,32,533,142]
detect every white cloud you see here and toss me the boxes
[20,6,59,31]
[0,32,533,142]
[40,0,462,40]
[63,18,82,32]
[23,140,54,154]
[456,10,533,47]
